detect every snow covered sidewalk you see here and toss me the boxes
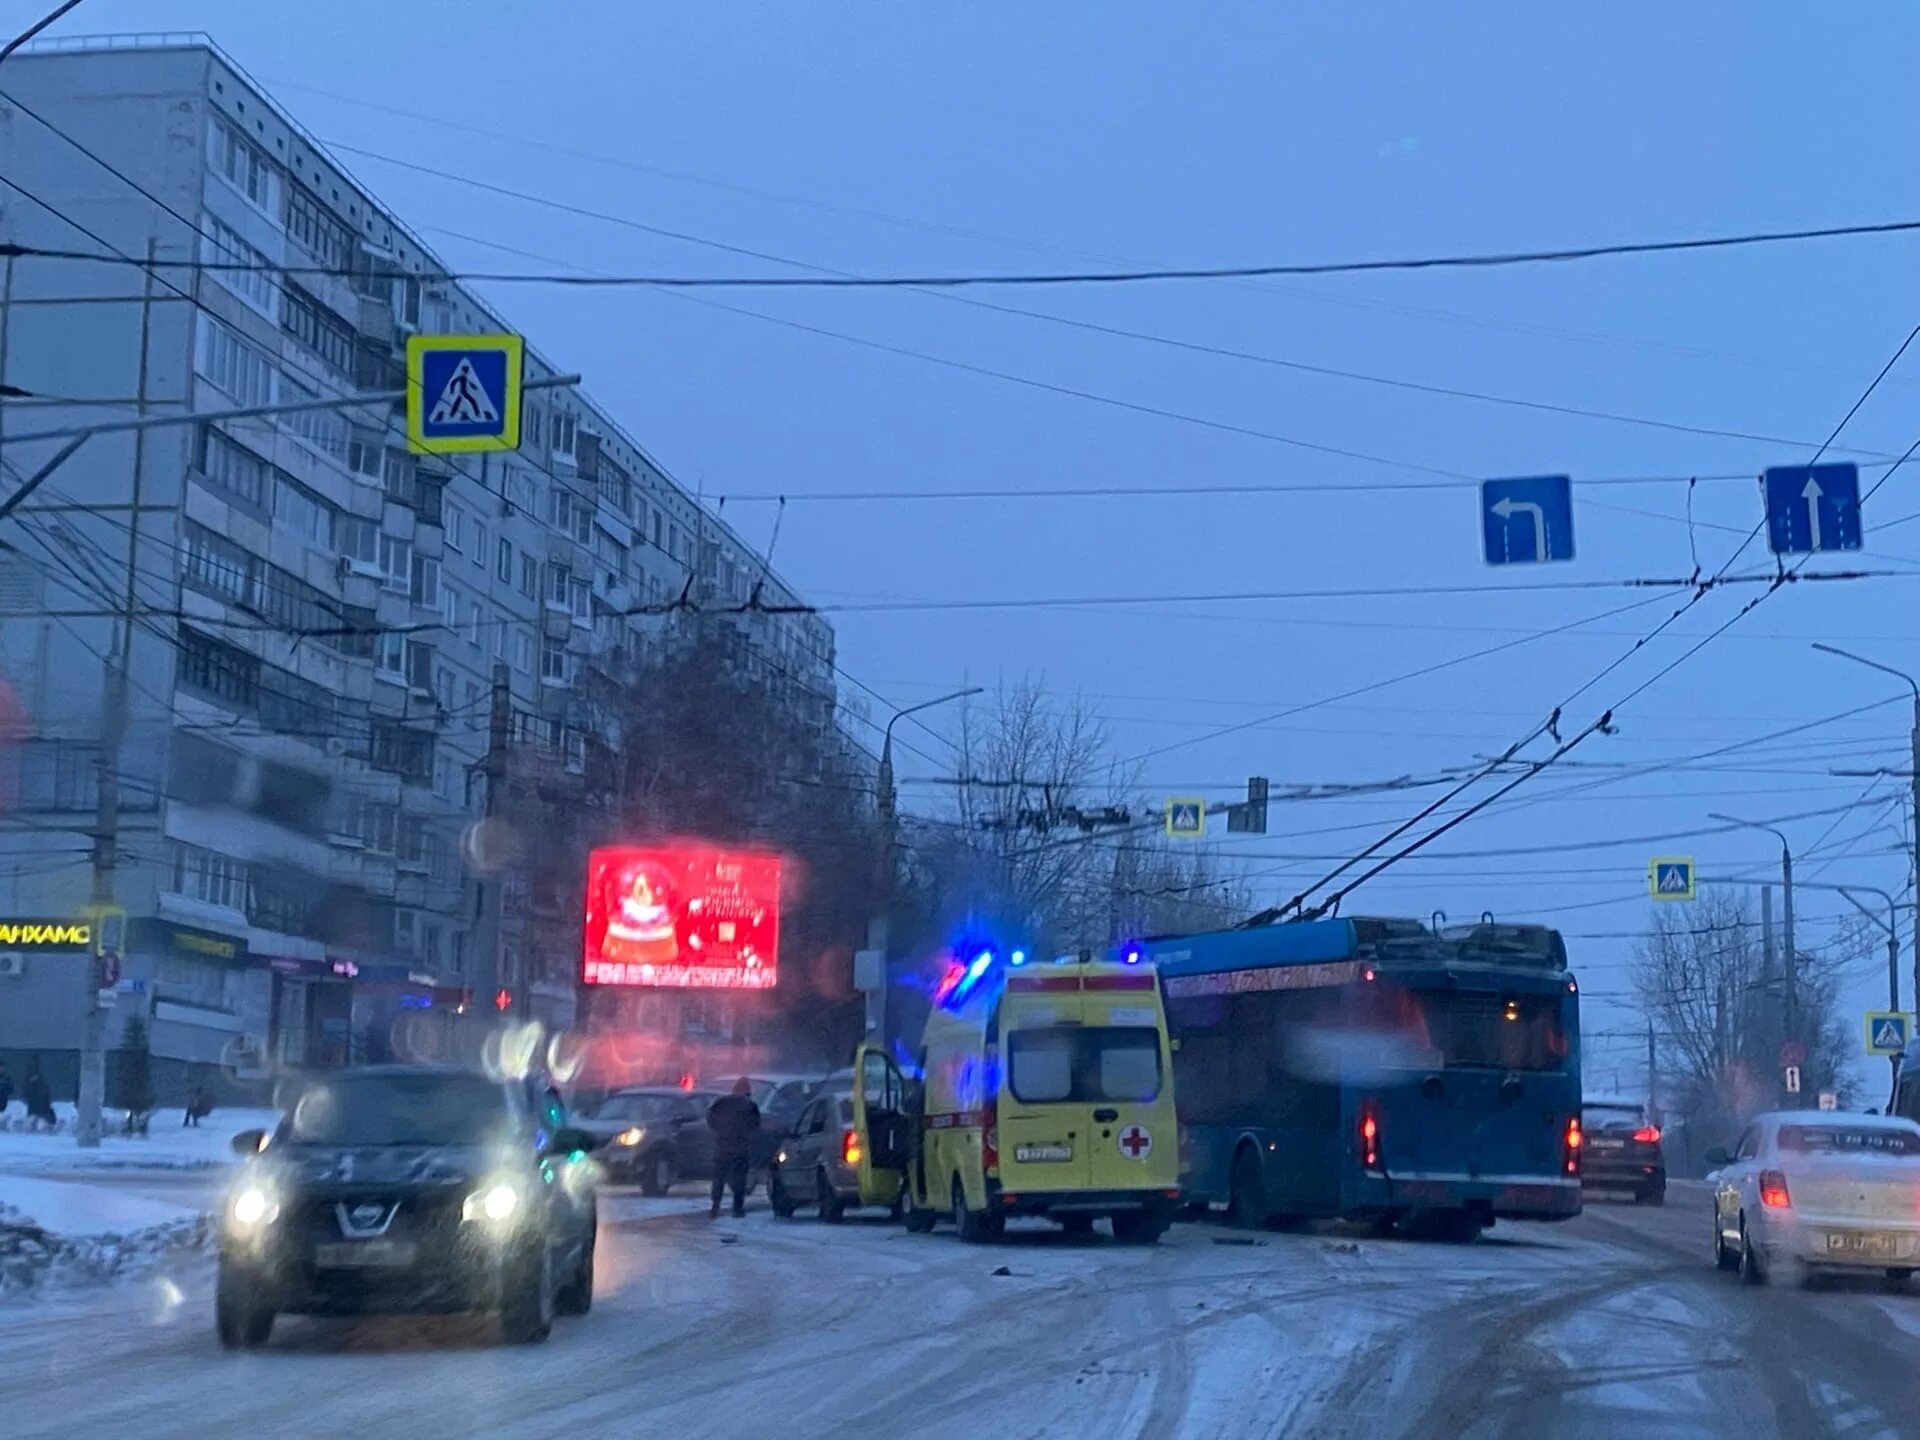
[0,1103,278,1174]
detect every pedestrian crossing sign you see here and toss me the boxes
[1165,797,1206,839]
[1648,856,1696,901]
[1865,1011,1910,1057]
[407,333,524,454]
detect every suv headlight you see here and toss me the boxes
[617,1126,645,1147]
[463,1180,523,1225]
[229,1185,280,1228]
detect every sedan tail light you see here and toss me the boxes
[1632,1126,1661,1144]
[1759,1170,1791,1209]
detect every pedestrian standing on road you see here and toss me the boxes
[184,1077,211,1127]
[707,1078,761,1219]
[22,1058,54,1130]
[0,1059,13,1119]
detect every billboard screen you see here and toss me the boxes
[583,845,781,990]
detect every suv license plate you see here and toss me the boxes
[1826,1231,1897,1258]
[1015,1144,1072,1163]
[315,1240,418,1268]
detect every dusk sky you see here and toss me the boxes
[36,2,1920,1089]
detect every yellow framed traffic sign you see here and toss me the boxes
[406,333,524,454]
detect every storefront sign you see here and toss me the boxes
[0,919,91,951]
[130,918,247,965]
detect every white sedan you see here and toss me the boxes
[1709,1111,1920,1286]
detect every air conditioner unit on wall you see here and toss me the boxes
[0,953,25,978]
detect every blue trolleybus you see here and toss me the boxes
[1151,916,1582,1238]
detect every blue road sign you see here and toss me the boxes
[1480,475,1574,566]
[1649,856,1696,901]
[406,333,524,454]
[1866,1011,1911,1057]
[1764,462,1861,555]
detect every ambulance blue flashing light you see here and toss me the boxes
[1010,950,1028,967]
[1123,947,1142,965]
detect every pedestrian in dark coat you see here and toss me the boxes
[706,1078,761,1219]
[22,1059,55,1129]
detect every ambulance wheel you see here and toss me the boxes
[903,1196,936,1234]
[952,1179,1001,1243]
[1059,1215,1095,1238]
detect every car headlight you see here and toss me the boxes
[617,1127,645,1147]
[463,1181,522,1224]
[229,1186,279,1228]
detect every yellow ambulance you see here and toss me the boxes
[850,945,1182,1243]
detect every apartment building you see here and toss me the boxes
[0,35,834,1098]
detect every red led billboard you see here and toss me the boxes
[583,846,781,990]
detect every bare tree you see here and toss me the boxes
[1633,891,1858,1164]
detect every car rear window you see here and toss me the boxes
[1583,1104,1644,1128]
[1778,1125,1920,1156]
[1007,1026,1162,1103]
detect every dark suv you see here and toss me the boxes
[216,1066,599,1349]
[1581,1099,1666,1205]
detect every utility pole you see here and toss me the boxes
[866,687,981,1046]
[77,238,155,1147]
[474,663,512,1020]
[1646,1018,1658,1120]
[1712,814,1798,1106]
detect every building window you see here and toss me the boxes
[182,521,258,608]
[195,316,275,407]
[540,642,570,684]
[171,841,250,910]
[407,640,434,692]
[210,116,278,216]
[287,184,354,272]
[378,534,412,593]
[554,412,576,456]
[445,502,467,553]
[278,374,350,462]
[362,802,397,854]
[369,721,433,783]
[467,602,483,649]
[497,538,513,583]
[520,553,539,599]
[283,285,356,376]
[433,753,455,800]
[472,521,489,567]
[570,501,592,547]
[435,666,455,712]
[547,563,570,608]
[376,629,407,679]
[195,426,270,510]
[275,478,335,549]
[411,554,440,609]
[338,515,380,570]
[201,213,278,318]
[441,580,463,636]
[569,578,591,621]
[346,427,384,479]
[178,628,259,709]
[512,628,533,673]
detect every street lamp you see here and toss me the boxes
[869,686,984,1042]
[1709,812,1798,1048]
[1812,642,1920,1008]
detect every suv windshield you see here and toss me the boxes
[1007,1026,1162,1103]
[284,1073,517,1147]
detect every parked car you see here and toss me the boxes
[747,1071,854,1171]
[767,1090,886,1221]
[576,1087,721,1195]
[1581,1099,1666,1204]
[215,1065,599,1349]
[1709,1111,1920,1286]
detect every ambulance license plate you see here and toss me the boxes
[1016,1144,1072,1163]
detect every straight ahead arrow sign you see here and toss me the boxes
[1802,475,1823,552]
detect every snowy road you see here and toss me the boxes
[5,1182,1920,1438]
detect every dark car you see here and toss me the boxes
[577,1087,720,1195]
[215,1065,599,1349]
[1581,1099,1666,1204]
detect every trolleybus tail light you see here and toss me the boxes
[842,1128,863,1165]
[1563,1115,1582,1176]
[1360,1105,1381,1171]
[1759,1170,1792,1209]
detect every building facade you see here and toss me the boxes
[0,36,835,1100]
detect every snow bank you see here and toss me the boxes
[0,1176,197,1236]
[0,1199,210,1301]
[0,1104,279,1174]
